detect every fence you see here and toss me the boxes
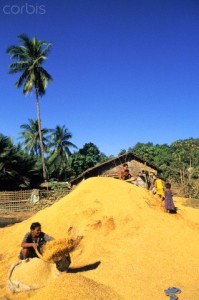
[0,189,70,213]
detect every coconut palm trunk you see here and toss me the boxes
[35,87,47,180]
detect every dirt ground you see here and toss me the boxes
[0,211,35,227]
[182,198,199,208]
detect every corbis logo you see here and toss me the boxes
[2,3,46,15]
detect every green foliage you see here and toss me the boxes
[20,119,51,156]
[70,143,109,177]
[48,181,70,190]
[118,149,127,155]
[130,142,155,162]
[46,125,77,180]
[131,138,199,189]
[179,179,199,199]
[0,134,41,190]
[1,111,199,197]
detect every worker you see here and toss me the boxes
[154,175,164,199]
[119,163,129,180]
[19,222,53,260]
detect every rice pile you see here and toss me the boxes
[30,273,122,300]
[0,177,199,299]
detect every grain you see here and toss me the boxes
[0,177,199,299]
[41,237,82,262]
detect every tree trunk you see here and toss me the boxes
[35,88,47,181]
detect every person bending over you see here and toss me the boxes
[19,222,53,260]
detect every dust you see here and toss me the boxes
[41,237,83,262]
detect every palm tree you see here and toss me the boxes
[0,134,40,190]
[20,119,51,157]
[0,134,17,181]
[6,34,53,181]
[47,125,77,178]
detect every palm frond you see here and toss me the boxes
[18,34,33,52]
[40,43,52,58]
[23,77,34,94]
[9,61,30,74]
[16,69,29,88]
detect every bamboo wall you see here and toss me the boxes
[0,189,70,213]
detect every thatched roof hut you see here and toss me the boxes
[70,151,161,186]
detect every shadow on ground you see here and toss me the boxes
[0,212,34,228]
[68,261,101,273]
[0,217,26,228]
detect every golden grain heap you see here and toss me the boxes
[1,177,199,300]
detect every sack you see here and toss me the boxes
[152,187,156,194]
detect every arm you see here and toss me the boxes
[37,232,54,249]
[21,232,38,249]
[43,233,53,242]
[21,241,38,249]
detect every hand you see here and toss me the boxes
[32,243,38,250]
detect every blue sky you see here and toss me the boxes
[0,0,199,156]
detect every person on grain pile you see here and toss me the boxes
[19,222,53,260]
[123,169,133,181]
[119,163,129,180]
[154,175,164,200]
[164,182,176,213]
